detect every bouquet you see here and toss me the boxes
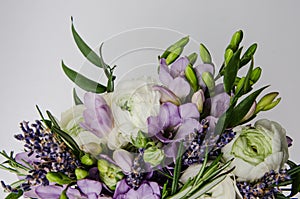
[1,20,300,199]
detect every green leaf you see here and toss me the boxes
[240,43,257,67]
[228,85,269,126]
[52,126,83,158]
[71,18,103,68]
[199,43,212,64]
[223,48,242,93]
[62,61,106,93]
[171,141,184,195]
[73,88,83,105]
[5,190,23,199]
[46,110,60,129]
[36,105,52,129]
[46,172,73,185]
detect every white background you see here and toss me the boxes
[0,1,299,198]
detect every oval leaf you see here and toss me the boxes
[62,61,106,93]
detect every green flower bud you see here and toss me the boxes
[97,159,124,190]
[132,131,148,148]
[250,67,262,84]
[191,90,205,113]
[187,52,198,66]
[185,64,198,92]
[199,43,212,64]
[224,48,233,66]
[161,36,189,59]
[255,92,281,114]
[46,172,72,185]
[240,43,257,66]
[202,72,215,92]
[80,153,96,166]
[75,168,89,180]
[228,30,243,52]
[166,47,183,65]
[143,146,165,167]
[241,102,256,122]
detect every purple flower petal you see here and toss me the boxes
[159,58,173,86]
[15,152,40,166]
[66,187,86,199]
[77,179,102,196]
[210,92,230,118]
[174,118,201,141]
[81,92,113,138]
[194,63,215,89]
[169,57,189,78]
[179,103,199,119]
[36,185,64,199]
[113,149,134,173]
[152,85,181,105]
[168,77,191,99]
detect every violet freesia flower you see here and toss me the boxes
[81,92,114,138]
[35,185,65,199]
[113,179,160,199]
[159,57,191,99]
[148,102,201,160]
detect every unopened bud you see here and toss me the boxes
[191,90,205,112]
[153,85,181,105]
[255,92,281,114]
[187,52,198,66]
[224,48,233,66]
[132,131,148,148]
[161,36,189,60]
[80,153,96,166]
[241,102,256,122]
[199,43,212,64]
[75,168,89,180]
[202,72,215,92]
[166,47,183,65]
[228,30,243,52]
[185,65,198,92]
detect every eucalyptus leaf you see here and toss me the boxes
[62,61,106,93]
[73,88,83,105]
[223,48,242,94]
[71,18,103,68]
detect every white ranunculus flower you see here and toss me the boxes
[180,164,242,199]
[222,119,289,182]
[60,105,102,155]
[110,77,161,139]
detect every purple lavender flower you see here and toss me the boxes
[81,92,114,138]
[113,179,160,199]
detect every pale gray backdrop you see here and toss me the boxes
[0,1,299,198]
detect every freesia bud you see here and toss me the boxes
[185,64,198,91]
[161,36,189,59]
[187,52,198,65]
[199,43,212,64]
[59,191,68,199]
[191,90,205,112]
[224,48,233,66]
[97,159,124,190]
[143,146,165,167]
[241,101,256,122]
[228,30,243,52]
[166,47,183,65]
[75,168,89,180]
[202,72,215,92]
[255,92,281,114]
[80,153,96,166]
[46,172,72,185]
